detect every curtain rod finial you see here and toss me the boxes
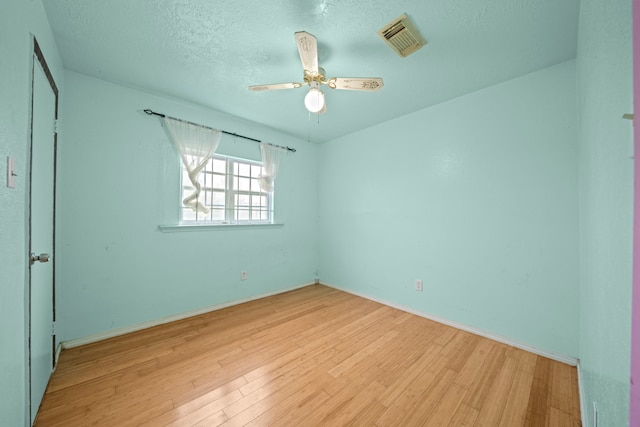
[144,108,165,118]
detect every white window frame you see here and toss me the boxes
[180,154,273,225]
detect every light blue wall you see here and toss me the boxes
[55,71,319,342]
[577,0,633,425]
[318,60,580,358]
[0,1,64,425]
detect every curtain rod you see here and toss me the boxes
[143,108,296,153]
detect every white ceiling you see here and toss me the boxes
[43,0,580,143]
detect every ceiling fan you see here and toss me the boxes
[248,31,384,114]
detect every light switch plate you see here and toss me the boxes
[7,157,15,189]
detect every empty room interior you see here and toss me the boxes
[1,0,637,426]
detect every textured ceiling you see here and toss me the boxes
[43,0,580,143]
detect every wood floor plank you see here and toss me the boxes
[474,357,518,426]
[318,380,386,425]
[551,359,575,415]
[224,354,339,425]
[397,368,458,426]
[244,388,331,427]
[170,375,247,409]
[447,403,479,426]
[328,330,398,378]
[549,406,575,427]
[344,399,388,427]
[498,369,535,426]
[35,285,581,427]
[375,370,438,426]
[423,383,468,426]
[453,339,493,388]
[525,356,554,426]
[192,410,227,427]
[463,342,507,410]
[322,353,384,398]
[167,389,242,427]
[377,343,441,407]
[171,376,248,417]
[445,332,481,372]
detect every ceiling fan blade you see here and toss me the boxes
[326,77,384,91]
[248,82,304,91]
[294,31,319,74]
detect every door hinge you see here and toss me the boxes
[52,321,56,335]
[54,119,59,133]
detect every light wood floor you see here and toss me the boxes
[35,285,582,426]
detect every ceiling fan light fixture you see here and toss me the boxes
[248,31,382,115]
[304,86,325,113]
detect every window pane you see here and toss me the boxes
[251,209,263,220]
[250,178,260,192]
[238,177,250,192]
[203,190,212,206]
[197,172,207,187]
[211,208,225,221]
[182,169,191,187]
[212,191,225,207]
[251,164,262,177]
[251,195,262,207]
[238,209,250,220]
[238,163,250,177]
[196,208,209,221]
[182,208,196,221]
[212,174,225,190]
[237,194,250,207]
[212,158,226,173]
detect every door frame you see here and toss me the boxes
[28,36,59,424]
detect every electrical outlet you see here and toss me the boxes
[415,279,423,292]
[241,271,247,281]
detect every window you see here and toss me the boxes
[180,154,273,224]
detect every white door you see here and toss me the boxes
[29,40,58,425]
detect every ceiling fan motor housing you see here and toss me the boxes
[304,67,327,84]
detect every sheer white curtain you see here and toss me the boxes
[163,117,222,213]
[258,142,287,192]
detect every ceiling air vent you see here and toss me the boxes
[377,13,426,58]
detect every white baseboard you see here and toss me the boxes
[54,343,62,366]
[323,282,579,367]
[62,282,314,349]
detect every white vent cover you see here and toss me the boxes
[377,14,426,58]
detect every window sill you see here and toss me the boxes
[158,223,284,233]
